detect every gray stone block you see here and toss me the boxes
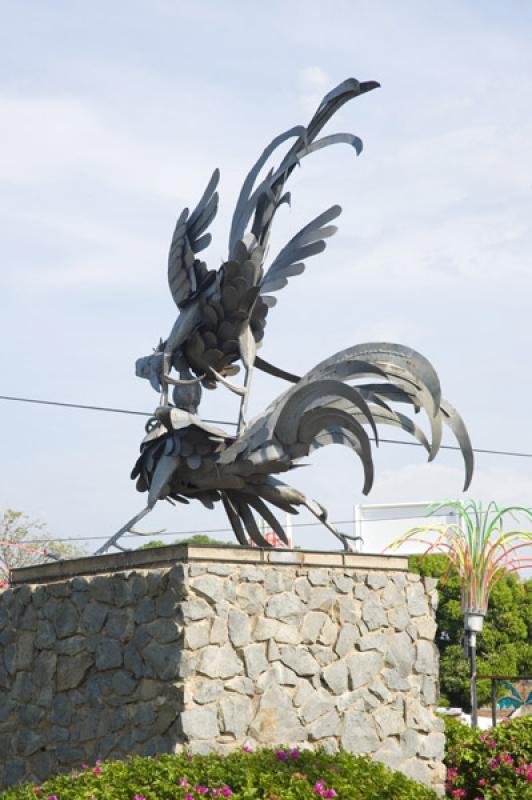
[361,596,387,630]
[373,740,404,771]
[407,583,430,617]
[331,573,353,593]
[341,710,379,753]
[193,679,223,704]
[57,652,93,691]
[346,651,384,690]
[335,624,358,657]
[13,671,33,703]
[250,684,306,743]
[181,704,219,739]
[308,709,340,740]
[242,643,268,679]
[134,597,156,625]
[34,619,57,650]
[51,694,72,726]
[419,731,445,759]
[80,603,107,634]
[220,693,252,737]
[415,640,437,675]
[95,639,122,671]
[387,605,410,631]
[374,706,405,738]
[192,575,224,603]
[15,631,34,670]
[280,645,319,677]
[156,589,179,617]
[228,609,251,647]
[237,583,265,614]
[307,587,336,612]
[181,598,213,622]
[33,650,57,687]
[366,573,388,590]
[226,675,254,695]
[386,631,415,677]
[264,570,292,593]
[146,617,181,644]
[197,644,243,679]
[105,608,134,640]
[111,670,137,696]
[402,757,432,785]
[143,642,180,681]
[301,692,336,723]
[301,611,327,643]
[210,617,228,644]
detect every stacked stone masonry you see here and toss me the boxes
[0,556,445,793]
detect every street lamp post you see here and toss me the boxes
[464,609,485,728]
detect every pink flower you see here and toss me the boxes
[323,791,337,798]
[179,778,188,787]
[33,789,41,795]
[186,755,193,762]
[47,796,59,800]
[313,780,325,793]
[242,745,252,752]
[184,795,194,800]
[133,795,147,800]
[95,760,103,766]
[451,790,466,799]
[290,748,299,759]
[82,763,89,769]
[479,778,486,786]
[93,767,102,776]
[194,785,209,795]
[221,788,232,798]
[276,749,288,761]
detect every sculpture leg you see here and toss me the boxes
[160,352,171,406]
[303,498,354,551]
[94,506,153,556]
[237,366,253,435]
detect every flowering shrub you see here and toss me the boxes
[444,715,532,798]
[0,747,438,800]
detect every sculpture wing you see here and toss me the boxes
[260,205,341,295]
[229,78,379,257]
[168,169,220,309]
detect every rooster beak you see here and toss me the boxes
[359,80,381,94]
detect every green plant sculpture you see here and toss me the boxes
[388,499,532,726]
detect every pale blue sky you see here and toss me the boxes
[2,1,532,553]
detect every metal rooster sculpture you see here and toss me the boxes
[97,77,473,555]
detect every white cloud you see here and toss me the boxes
[298,66,330,115]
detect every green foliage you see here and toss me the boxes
[0,748,439,800]
[137,534,231,550]
[409,554,532,709]
[0,508,84,578]
[443,714,532,798]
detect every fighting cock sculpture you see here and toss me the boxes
[97,77,473,555]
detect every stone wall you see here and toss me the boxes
[0,547,445,793]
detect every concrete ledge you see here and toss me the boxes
[9,543,409,584]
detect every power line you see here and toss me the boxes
[19,510,503,545]
[2,393,532,459]
[0,394,237,426]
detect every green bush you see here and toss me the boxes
[444,715,532,798]
[409,554,532,709]
[0,748,438,800]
